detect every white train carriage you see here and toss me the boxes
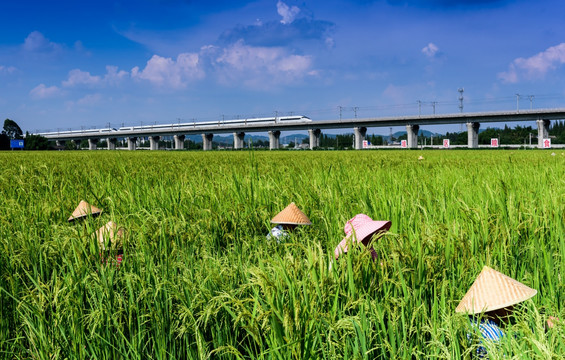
[118,115,311,131]
[37,128,117,137]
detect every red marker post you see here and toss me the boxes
[443,139,450,148]
[491,138,499,148]
[401,140,407,148]
[543,139,551,148]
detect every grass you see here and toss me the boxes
[0,150,563,359]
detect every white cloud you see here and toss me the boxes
[277,1,300,24]
[131,53,204,89]
[23,31,61,53]
[214,40,314,89]
[499,43,565,83]
[63,66,128,87]
[63,69,101,87]
[0,65,16,74]
[104,66,128,85]
[422,43,439,58]
[30,84,62,99]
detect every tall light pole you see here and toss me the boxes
[458,88,464,132]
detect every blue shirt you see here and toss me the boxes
[266,225,288,242]
[469,319,504,358]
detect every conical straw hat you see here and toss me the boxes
[68,200,102,222]
[94,221,124,250]
[455,266,537,314]
[334,214,391,259]
[271,202,311,225]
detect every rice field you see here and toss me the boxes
[0,149,563,359]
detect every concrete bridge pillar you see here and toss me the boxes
[202,133,214,150]
[88,138,98,150]
[537,119,550,148]
[107,138,117,150]
[56,140,65,148]
[354,127,367,150]
[127,137,137,151]
[233,132,245,149]
[72,139,81,150]
[466,122,480,149]
[406,124,419,148]
[268,130,281,150]
[174,135,185,150]
[308,129,321,149]
[149,136,160,150]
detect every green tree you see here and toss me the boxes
[0,133,9,150]
[65,141,78,150]
[478,127,501,145]
[24,132,50,150]
[3,119,23,139]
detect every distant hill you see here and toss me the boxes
[184,133,308,144]
[182,130,451,144]
[391,130,441,138]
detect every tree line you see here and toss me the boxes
[442,121,565,145]
[4,118,565,150]
[1,119,50,150]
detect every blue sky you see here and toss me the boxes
[2,0,565,135]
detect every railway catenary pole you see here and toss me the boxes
[34,109,565,151]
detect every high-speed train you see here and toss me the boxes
[36,115,312,136]
[118,115,312,131]
[37,128,118,136]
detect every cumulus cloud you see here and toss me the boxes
[63,69,101,87]
[30,84,62,99]
[23,31,61,53]
[422,43,439,58]
[277,1,300,24]
[104,66,129,85]
[131,53,204,89]
[499,43,565,83]
[214,40,315,88]
[63,66,128,87]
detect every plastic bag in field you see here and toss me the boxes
[266,225,289,242]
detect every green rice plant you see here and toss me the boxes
[0,150,563,359]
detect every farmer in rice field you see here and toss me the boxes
[94,221,125,267]
[267,202,311,241]
[456,266,559,358]
[333,214,391,261]
[68,200,102,222]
